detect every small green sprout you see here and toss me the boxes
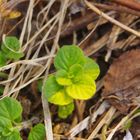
[0,97,22,139]
[44,45,100,118]
[1,36,24,60]
[0,36,24,67]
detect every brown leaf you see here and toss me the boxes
[102,49,140,114]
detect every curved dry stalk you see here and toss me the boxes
[0,55,54,71]
[78,15,102,47]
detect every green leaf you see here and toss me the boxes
[0,51,7,67]
[55,70,72,86]
[55,65,83,86]
[0,97,22,123]
[0,117,12,134]
[44,75,73,105]
[58,102,74,119]
[48,89,73,105]
[56,78,72,86]
[44,75,63,99]
[69,64,83,78]
[54,45,85,70]
[0,117,21,140]
[28,124,45,140]
[2,127,13,137]
[1,36,24,60]
[83,57,100,80]
[66,75,96,100]
[8,129,22,140]
[1,129,22,140]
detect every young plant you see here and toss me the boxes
[44,45,100,118]
[0,36,24,67]
[0,97,45,140]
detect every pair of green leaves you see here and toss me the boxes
[44,45,100,118]
[0,97,45,140]
[0,36,24,67]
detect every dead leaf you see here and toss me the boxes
[0,0,21,19]
[102,49,140,114]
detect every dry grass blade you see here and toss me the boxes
[87,106,116,139]
[19,0,34,45]
[0,55,54,71]
[68,101,110,138]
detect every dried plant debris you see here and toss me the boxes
[103,49,140,114]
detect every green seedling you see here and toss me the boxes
[0,36,24,67]
[44,45,100,118]
[0,97,45,140]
